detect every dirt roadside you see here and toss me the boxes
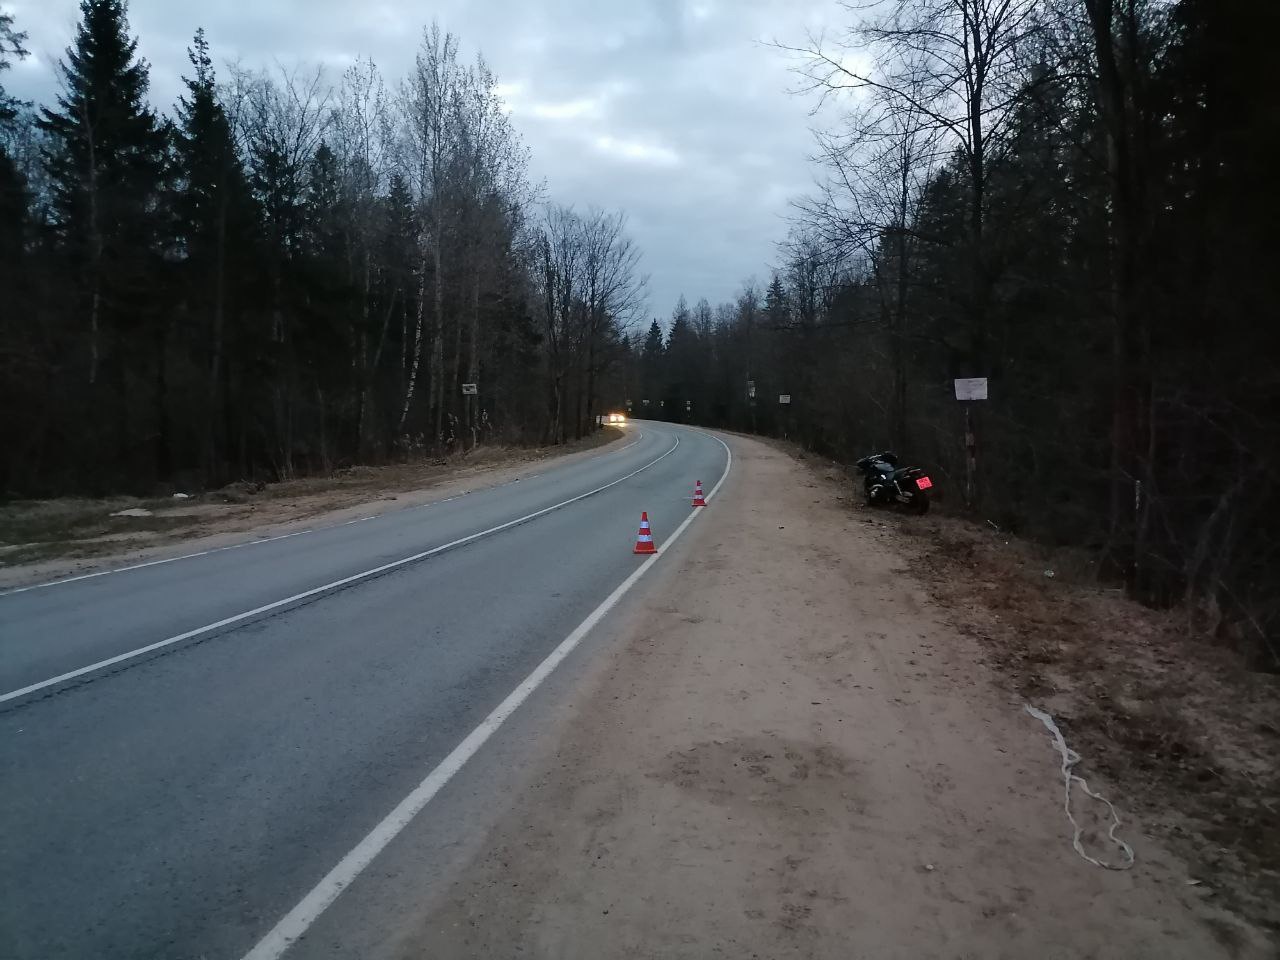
[398,433,1272,959]
[0,429,623,591]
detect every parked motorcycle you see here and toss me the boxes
[854,451,933,515]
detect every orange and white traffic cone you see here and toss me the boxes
[691,480,707,508]
[633,511,657,554]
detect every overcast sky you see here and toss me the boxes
[4,0,838,320]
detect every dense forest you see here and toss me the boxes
[0,1,642,496]
[2,0,1276,658]
[631,0,1278,662]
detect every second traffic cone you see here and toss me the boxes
[691,480,707,508]
[633,511,657,554]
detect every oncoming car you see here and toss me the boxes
[606,411,627,424]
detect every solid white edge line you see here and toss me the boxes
[239,430,732,960]
[0,433,676,706]
[0,432,648,597]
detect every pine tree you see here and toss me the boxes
[173,27,259,481]
[641,318,665,411]
[303,143,344,260]
[39,0,168,386]
[0,10,30,262]
[37,0,170,486]
[379,174,418,307]
[0,133,25,264]
[0,11,33,495]
[0,10,28,125]
[664,297,698,419]
[300,141,356,439]
[765,273,788,328]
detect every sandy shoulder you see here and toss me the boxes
[396,433,1269,959]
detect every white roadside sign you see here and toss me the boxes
[954,378,988,401]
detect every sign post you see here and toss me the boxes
[461,383,479,449]
[954,378,988,507]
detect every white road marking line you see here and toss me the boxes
[0,529,317,597]
[239,431,732,960]
[0,432,649,597]
[0,435,681,706]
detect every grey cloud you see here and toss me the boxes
[5,0,833,318]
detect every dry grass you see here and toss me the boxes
[0,497,196,565]
[895,511,1280,935]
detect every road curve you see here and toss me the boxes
[0,421,729,960]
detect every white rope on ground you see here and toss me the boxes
[1024,704,1136,870]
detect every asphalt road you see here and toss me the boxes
[0,421,729,960]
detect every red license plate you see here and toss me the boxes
[916,476,933,490]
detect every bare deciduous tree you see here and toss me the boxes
[332,56,394,454]
[399,23,461,439]
[781,0,1041,380]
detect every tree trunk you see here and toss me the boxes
[86,126,101,387]
[550,373,564,445]
[450,276,464,441]
[468,271,480,449]
[362,287,395,459]
[207,198,228,484]
[398,254,428,435]
[1087,0,1148,590]
[892,153,911,448]
[354,255,371,459]
[88,286,101,387]
[316,383,330,473]
[270,263,291,478]
[431,220,445,446]
[585,313,598,436]
[223,357,237,480]
[154,318,170,482]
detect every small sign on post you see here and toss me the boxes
[778,394,791,405]
[746,380,756,400]
[461,383,478,396]
[953,378,988,507]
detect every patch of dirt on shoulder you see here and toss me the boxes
[892,510,1280,935]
